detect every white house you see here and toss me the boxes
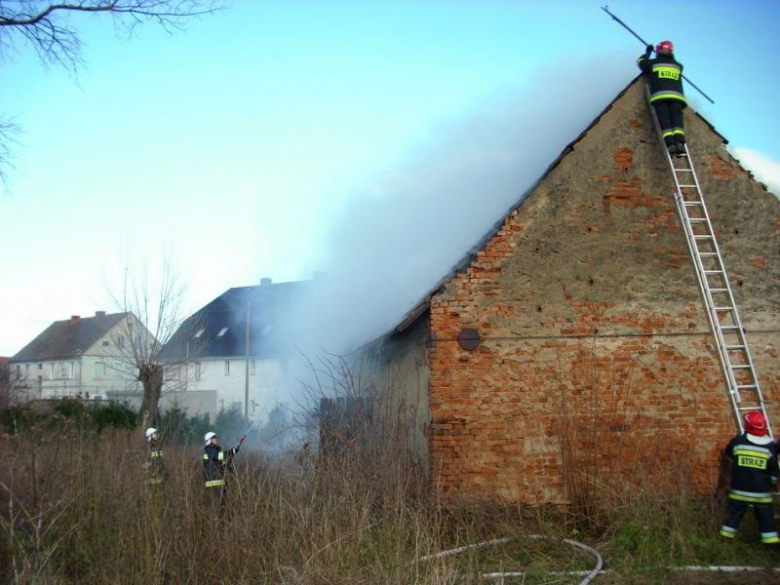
[160,278,310,421]
[10,312,147,402]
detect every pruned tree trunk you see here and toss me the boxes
[138,363,163,431]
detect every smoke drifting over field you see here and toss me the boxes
[288,55,634,357]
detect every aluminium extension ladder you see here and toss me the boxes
[646,89,773,438]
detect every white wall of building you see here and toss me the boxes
[163,356,299,422]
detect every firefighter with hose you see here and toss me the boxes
[203,431,245,501]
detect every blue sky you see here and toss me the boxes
[1,0,779,355]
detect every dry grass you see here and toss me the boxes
[0,426,777,584]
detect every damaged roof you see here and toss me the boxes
[160,280,310,360]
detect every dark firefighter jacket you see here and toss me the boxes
[637,51,687,106]
[146,440,166,485]
[724,433,779,503]
[203,443,239,488]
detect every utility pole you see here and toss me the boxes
[244,297,251,421]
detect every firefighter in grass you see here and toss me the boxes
[719,411,780,549]
[144,427,167,486]
[637,40,687,157]
[203,431,244,495]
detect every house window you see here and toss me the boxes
[25,364,30,376]
[15,365,20,377]
[217,327,229,338]
[38,363,42,370]
[250,360,256,375]
[224,360,230,376]
[68,362,74,379]
[103,341,110,347]
[117,336,125,349]
[49,363,55,379]
[195,362,201,381]
[194,328,205,338]
[96,362,106,378]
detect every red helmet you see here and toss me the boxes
[656,40,674,54]
[744,411,768,436]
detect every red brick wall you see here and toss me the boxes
[425,81,780,503]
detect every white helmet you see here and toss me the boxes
[204,431,217,445]
[145,427,157,441]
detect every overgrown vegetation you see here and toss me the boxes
[0,354,778,584]
[0,424,776,584]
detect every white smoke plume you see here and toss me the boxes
[730,147,780,198]
[289,55,636,358]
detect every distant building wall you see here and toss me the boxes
[163,357,299,421]
[160,389,218,419]
[373,315,431,471]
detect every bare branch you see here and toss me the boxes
[0,0,222,71]
[0,117,20,194]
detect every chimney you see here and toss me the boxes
[260,278,272,287]
[95,311,106,319]
[69,315,81,325]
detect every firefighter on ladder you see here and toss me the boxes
[719,411,780,549]
[637,40,687,157]
[203,431,242,499]
[144,427,167,486]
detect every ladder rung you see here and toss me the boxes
[731,365,751,370]
[738,406,762,411]
[709,288,728,292]
[720,326,740,330]
[736,384,758,390]
[725,345,746,350]
[678,184,697,188]
[688,218,707,222]
[683,201,703,206]
[704,270,724,274]
[694,235,714,240]
[699,252,718,257]
[713,307,734,311]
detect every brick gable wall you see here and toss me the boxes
[426,81,780,503]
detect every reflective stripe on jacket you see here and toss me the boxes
[637,52,687,106]
[725,433,779,500]
[203,444,237,487]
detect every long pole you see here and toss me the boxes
[244,298,250,421]
[601,6,715,105]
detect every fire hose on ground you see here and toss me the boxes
[407,534,603,585]
[408,535,780,583]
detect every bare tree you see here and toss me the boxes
[109,260,195,430]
